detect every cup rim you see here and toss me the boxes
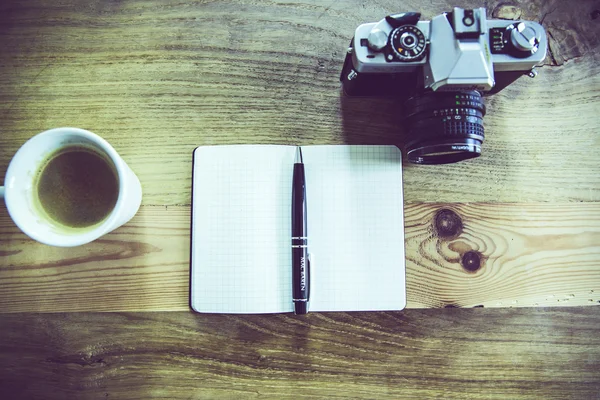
[4,127,127,247]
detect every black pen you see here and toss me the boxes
[292,146,309,314]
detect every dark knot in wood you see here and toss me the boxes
[434,209,463,239]
[461,251,482,272]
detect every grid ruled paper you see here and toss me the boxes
[191,145,295,313]
[191,145,405,314]
[302,145,405,312]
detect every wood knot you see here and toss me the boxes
[461,251,482,272]
[492,4,522,20]
[434,209,463,239]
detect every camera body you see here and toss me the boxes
[340,8,548,164]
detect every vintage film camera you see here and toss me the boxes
[340,8,548,164]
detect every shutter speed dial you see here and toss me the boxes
[390,25,427,61]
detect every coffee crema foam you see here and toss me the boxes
[34,145,119,231]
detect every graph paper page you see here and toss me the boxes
[191,145,405,313]
[191,145,295,313]
[303,145,405,312]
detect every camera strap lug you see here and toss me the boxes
[526,68,538,78]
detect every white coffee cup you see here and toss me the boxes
[0,127,142,247]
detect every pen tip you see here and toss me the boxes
[295,146,303,163]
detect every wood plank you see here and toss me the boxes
[1,203,598,312]
[406,203,600,308]
[0,0,598,204]
[0,309,598,399]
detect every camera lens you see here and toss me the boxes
[404,91,486,164]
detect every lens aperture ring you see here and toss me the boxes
[405,92,486,118]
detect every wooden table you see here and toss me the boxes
[1,0,598,398]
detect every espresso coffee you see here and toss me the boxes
[35,146,119,229]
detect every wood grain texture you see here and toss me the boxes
[0,0,598,313]
[406,203,600,308]
[1,203,598,312]
[0,309,599,399]
[0,1,599,397]
[0,0,598,205]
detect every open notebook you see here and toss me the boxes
[190,145,405,313]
